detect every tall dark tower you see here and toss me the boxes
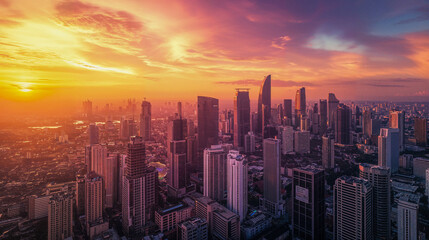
[234,89,250,151]
[319,99,327,135]
[294,87,306,127]
[328,93,339,129]
[140,100,151,141]
[257,75,271,135]
[283,99,293,124]
[335,104,352,145]
[197,96,219,151]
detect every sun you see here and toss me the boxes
[16,82,33,93]
[19,88,32,93]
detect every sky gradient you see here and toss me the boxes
[1,0,429,115]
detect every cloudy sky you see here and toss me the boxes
[1,0,429,114]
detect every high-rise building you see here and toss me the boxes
[389,110,405,151]
[203,145,227,202]
[295,87,306,127]
[257,75,271,134]
[362,110,372,138]
[226,150,248,222]
[294,131,310,154]
[397,194,419,240]
[48,192,73,240]
[85,172,105,235]
[104,153,119,208]
[284,99,293,124]
[233,89,250,150]
[280,126,294,154]
[167,140,188,197]
[75,175,85,216]
[122,136,158,236]
[90,144,107,174]
[426,169,429,197]
[198,96,219,152]
[263,138,282,216]
[178,218,208,240]
[120,118,137,140]
[359,164,391,239]
[335,104,352,145]
[244,131,255,154]
[83,100,93,117]
[88,123,99,145]
[140,100,151,141]
[328,93,339,129]
[292,165,325,240]
[334,176,373,240]
[28,195,50,220]
[311,104,320,134]
[415,117,427,147]
[378,128,400,173]
[322,135,334,169]
[319,99,328,135]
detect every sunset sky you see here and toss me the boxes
[1,0,429,115]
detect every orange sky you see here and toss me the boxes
[1,0,429,116]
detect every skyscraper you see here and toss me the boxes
[378,128,400,173]
[140,100,151,141]
[294,130,310,154]
[203,145,228,202]
[415,117,427,147]
[284,99,293,123]
[319,99,327,135]
[226,150,248,222]
[198,96,219,152]
[90,144,107,174]
[167,140,188,197]
[335,104,352,145]
[292,165,325,240]
[244,131,255,154]
[88,123,99,145]
[104,153,119,208]
[75,175,85,217]
[397,194,419,240]
[233,89,250,150]
[257,75,271,134]
[280,126,294,154]
[83,100,93,117]
[389,110,405,151]
[263,138,282,216]
[295,87,306,127]
[334,176,373,240]
[362,110,372,138]
[359,164,391,239]
[48,192,73,240]
[122,136,158,236]
[328,93,339,129]
[322,135,334,169]
[85,172,105,236]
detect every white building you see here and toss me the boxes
[378,128,400,173]
[227,150,248,222]
[203,145,228,201]
[397,194,419,240]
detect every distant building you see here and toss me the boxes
[294,131,310,154]
[327,93,339,129]
[334,176,373,240]
[167,140,188,197]
[292,165,325,240]
[295,87,306,128]
[178,218,208,240]
[413,158,429,179]
[226,150,248,222]
[284,99,293,124]
[280,126,294,154]
[397,194,419,240]
[48,192,73,240]
[75,175,85,216]
[83,100,93,117]
[378,128,400,173]
[244,131,256,154]
[335,104,352,145]
[140,100,151,140]
[399,154,413,169]
[415,117,427,147]
[88,123,99,145]
[85,172,107,239]
[198,96,219,152]
[389,110,405,151]
[322,135,334,169]
[319,99,328,135]
[233,89,250,151]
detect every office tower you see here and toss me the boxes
[90,144,107,174]
[295,87,306,127]
[389,110,405,151]
[88,123,99,145]
[353,105,361,128]
[292,165,325,240]
[300,116,310,131]
[426,169,429,197]
[413,157,429,178]
[177,101,182,118]
[85,145,92,173]
[48,192,73,240]
[251,112,258,132]
[263,138,282,216]
[118,154,126,205]
[328,93,339,129]
[168,118,188,143]
[378,128,400,173]
[122,136,158,236]
[284,99,293,123]
[104,153,119,208]
[198,96,219,151]
[155,202,192,233]
[244,131,256,154]
[359,164,391,239]
[227,150,248,222]
[415,117,427,147]
[233,89,251,150]
[75,175,85,216]
[257,75,271,134]
[312,104,320,134]
[322,135,334,169]
[203,145,227,201]
[294,131,310,154]
[334,176,373,240]
[178,218,208,240]
[280,126,294,154]
[28,195,50,220]
[83,100,93,117]
[398,194,419,240]
[319,99,328,135]
[363,110,372,137]
[120,118,138,140]
[167,140,188,197]
[187,136,198,170]
[187,119,195,137]
[140,100,151,141]
[335,104,352,145]
[85,172,105,236]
